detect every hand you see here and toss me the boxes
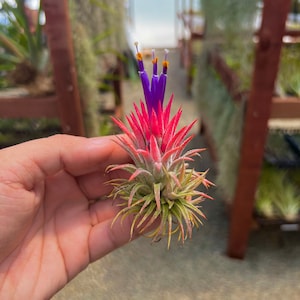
[0,134,134,299]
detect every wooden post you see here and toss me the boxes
[227,0,291,259]
[43,0,85,136]
[113,57,124,120]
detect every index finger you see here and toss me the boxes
[0,134,130,187]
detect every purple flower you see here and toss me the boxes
[135,43,168,115]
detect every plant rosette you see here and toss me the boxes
[107,44,213,248]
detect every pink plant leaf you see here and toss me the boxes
[129,168,153,182]
[136,149,155,171]
[169,157,193,171]
[149,134,162,162]
[126,114,146,148]
[184,148,206,159]
[165,120,197,152]
[163,95,174,128]
[134,102,150,139]
[149,110,161,137]
[202,178,215,188]
[154,162,162,174]
[161,143,189,164]
[115,135,144,165]
[111,117,136,144]
[161,108,182,152]
[193,191,214,200]
[166,135,195,160]
[155,102,164,135]
[107,163,137,173]
[140,100,150,124]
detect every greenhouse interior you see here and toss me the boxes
[0,0,300,299]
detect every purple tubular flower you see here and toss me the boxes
[151,50,159,112]
[157,73,167,105]
[135,43,168,116]
[156,49,169,106]
[152,49,158,76]
[135,49,152,112]
[140,71,152,112]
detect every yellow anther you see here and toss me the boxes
[136,52,143,61]
[152,57,158,64]
[162,60,169,68]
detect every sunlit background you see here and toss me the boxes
[126,0,177,48]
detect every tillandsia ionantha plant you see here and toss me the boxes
[107,43,213,248]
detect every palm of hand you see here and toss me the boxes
[0,170,91,297]
[0,135,132,299]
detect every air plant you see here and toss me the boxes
[277,44,300,97]
[255,166,278,219]
[273,180,300,222]
[107,44,213,248]
[256,166,300,221]
[0,0,52,94]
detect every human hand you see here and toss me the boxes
[0,134,134,299]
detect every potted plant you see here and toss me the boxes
[0,0,53,95]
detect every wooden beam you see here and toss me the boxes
[112,57,124,120]
[43,0,85,136]
[227,0,292,259]
[0,95,58,118]
[271,97,300,119]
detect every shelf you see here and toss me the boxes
[254,213,300,227]
[271,97,300,119]
[209,50,300,122]
[0,95,58,118]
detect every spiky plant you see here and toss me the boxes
[107,45,213,248]
[0,0,52,94]
[273,179,300,222]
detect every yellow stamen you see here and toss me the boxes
[136,52,143,61]
[135,42,143,61]
[162,60,169,68]
[152,57,158,64]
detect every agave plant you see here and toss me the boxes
[107,44,213,248]
[0,0,52,94]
